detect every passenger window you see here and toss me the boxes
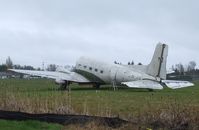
[84,65,87,69]
[100,70,103,73]
[95,69,98,72]
[89,67,92,70]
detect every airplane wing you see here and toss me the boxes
[121,80,163,90]
[162,80,194,89]
[166,70,175,74]
[9,69,90,83]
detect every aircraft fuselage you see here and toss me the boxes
[75,57,155,85]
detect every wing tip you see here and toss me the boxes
[162,80,195,89]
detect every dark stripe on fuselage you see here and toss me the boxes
[74,69,106,84]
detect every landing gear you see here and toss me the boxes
[60,81,71,91]
[60,84,68,90]
[93,83,100,89]
[148,89,154,92]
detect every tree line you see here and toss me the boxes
[0,57,58,72]
[114,60,142,65]
[171,61,199,75]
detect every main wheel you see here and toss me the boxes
[148,89,154,92]
[60,84,68,90]
[93,83,100,89]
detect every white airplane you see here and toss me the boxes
[10,43,194,90]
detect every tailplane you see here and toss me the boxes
[146,43,168,80]
[122,43,194,90]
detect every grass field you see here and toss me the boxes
[0,119,62,130]
[0,79,199,129]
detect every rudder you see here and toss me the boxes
[146,43,168,80]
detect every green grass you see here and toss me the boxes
[0,79,199,129]
[0,79,199,117]
[0,119,62,130]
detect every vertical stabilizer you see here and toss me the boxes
[147,43,168,80]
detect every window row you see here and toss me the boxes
[78,64,103,73]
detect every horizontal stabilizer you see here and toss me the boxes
[162,80,194,89]
[122,80,163,90]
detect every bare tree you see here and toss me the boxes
[188,61,196,72]
[6,56,13,69]
[175,63,184,74]
[23,65,35,70]
[47,64,57,71]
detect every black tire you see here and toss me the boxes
[93,83,100,89]
[60,84,68,90]
[148,89,154,92]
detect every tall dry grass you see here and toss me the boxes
[0,79,199,129]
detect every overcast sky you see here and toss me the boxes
[0,0,198,69]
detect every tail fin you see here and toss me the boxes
[146,43,168,80]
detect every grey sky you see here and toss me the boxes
[0,0,199,69]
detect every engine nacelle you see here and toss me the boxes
[55,79,65,84]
